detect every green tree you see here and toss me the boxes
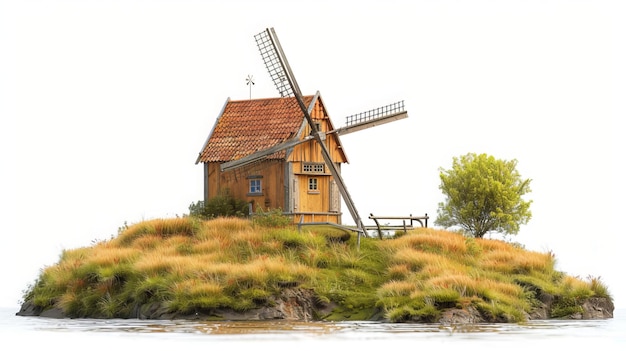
[435,153,532,238]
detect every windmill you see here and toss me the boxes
[219,27,408,243]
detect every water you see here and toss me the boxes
[1,307,624,350]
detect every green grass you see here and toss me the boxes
[21,217,612,322]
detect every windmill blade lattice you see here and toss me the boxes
[345,101,406,126]
[254,29,294,98]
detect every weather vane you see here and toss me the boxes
[246,74,255,99]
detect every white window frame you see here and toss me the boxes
[249,178,262,195]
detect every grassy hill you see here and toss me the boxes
[19,216,612,322]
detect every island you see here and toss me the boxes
[17,216,614,324]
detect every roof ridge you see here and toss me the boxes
[229,95,314,103]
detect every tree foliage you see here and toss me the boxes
[435,153,532,238]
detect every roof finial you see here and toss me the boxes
[246,74,255,99]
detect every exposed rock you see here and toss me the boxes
[530,295,614,320]
[579,297,614,319]
[15,289,614,323]
[438,306,484,324]
[527,291,554,319]
[273,287,318,321]
[16,300,66,319]
[15,300,39,316]
[138,288,324,321]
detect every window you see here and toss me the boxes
[249,179,262,194]
[247,175,263,195]
[303,162,325,173]
[308,177,318,192]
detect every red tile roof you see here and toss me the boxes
[197,95,314,163]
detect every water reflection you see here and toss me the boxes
[3,310,622,351]
[31,317,614,337]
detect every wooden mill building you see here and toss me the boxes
[195,92,347,224]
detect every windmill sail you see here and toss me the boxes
[331,100,408,136]
[254,28,367,240]
[254,29,294,98]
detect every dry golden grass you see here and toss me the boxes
[193,238,223,254]
[379,280,422,297]
[387,263,412,280]
[425,274,523,302]
[41,264,75,290]
[325,245,369,269]
[84,247,141,266]
[133,252,218,277]
[397,228,468,254]
[193,218,264,258]
[172,280,223,297]
[481,278,525,297]
[285,260,317,277]
[132,252,171,274]
[151,217,198,236]
[419,260,467,277]
[261,239,284,252]
[229,228,264,246]
[197,217,252,240]
[127,234,162,251]
[162,235,192,246]
[168,256,215,278]
[192,262,239,282]
[238,257,314,281]
[116,217,200,245]
[426,274,479,294]
[391,248,455,270]
[476,238,513,252]
[561,275,594,294]
[57,291,78,312]
[228,259,272,285]
[480,249,554,274]
[60,247,91,261]
[299,246,335,268]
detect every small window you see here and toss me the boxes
[308,177,318,192]
[249,179,262,194]
[303,163,325,173]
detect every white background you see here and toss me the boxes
[1,0,624,310]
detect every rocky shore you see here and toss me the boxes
[17,288,614,324]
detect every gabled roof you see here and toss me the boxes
[196,95,315,164]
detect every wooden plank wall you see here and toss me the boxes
[207,160,286,211]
